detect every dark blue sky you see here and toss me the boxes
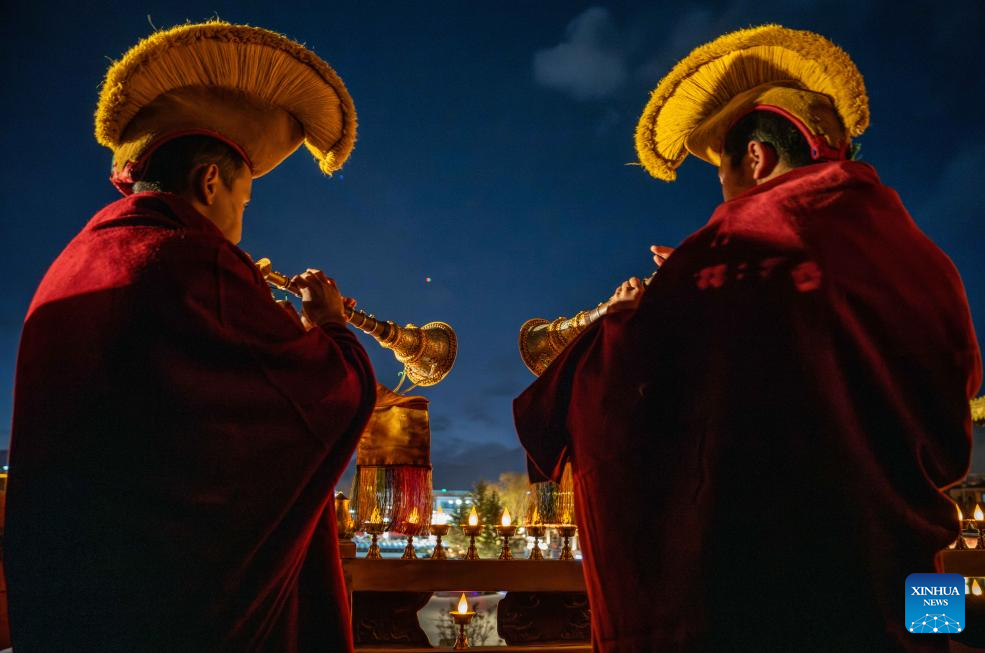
[2,1,983,485]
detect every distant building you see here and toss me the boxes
[432,488,472,515]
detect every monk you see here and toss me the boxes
[515,26,981,653]
[5,22,373,652]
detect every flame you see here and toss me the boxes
[408,507,419,524]
[501,507,512,527]
[958,504,964,521]
[434,505,447,526]
[973,579,983,597]
[370,507,382,524]
[531,505,540,525]
[975,504,983,522]
[457,592,470,614]
[562,511,572,525]
[468,505,479,526]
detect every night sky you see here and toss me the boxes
[2,1,983,487]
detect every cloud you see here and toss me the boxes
[480,353,531,397]
[917,139,985,229]
[336,439,527,492]
[430,414,453,433]
[431,441,527,489]
[533,7,627,101]
[462,398,500,427]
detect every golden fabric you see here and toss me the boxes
[357,384,430,467]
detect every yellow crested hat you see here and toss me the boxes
[635,24,869,181]
[95,21,356,194]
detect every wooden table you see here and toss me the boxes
[342,558,586,593]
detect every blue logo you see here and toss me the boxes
[905,573,964,634]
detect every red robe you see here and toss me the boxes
[515,161,981,653]
[5,192,376,652]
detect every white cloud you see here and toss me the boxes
[533,7,628,101]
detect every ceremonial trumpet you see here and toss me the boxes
[519,271,658,377]
[518,304,610,377]
[255,258,457,387]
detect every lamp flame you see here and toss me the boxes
[958,504,964,521]
[468,505,479,527]
[408,507,419,524]
[975,504,983,522]
[501,507,512,527]
[370,507,382,524]
[457,592,470,614]
[973,579,982,597]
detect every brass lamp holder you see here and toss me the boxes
[557,525,577,561]
[401,535,418,559]
[461,523,482,560]
[496,524,518,560]
[364,521,385,559]
[961,521,981,551]
[449,609,476,650]
[430,523,450,560]
[525,524,546,560]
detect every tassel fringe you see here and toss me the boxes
[527,463,575,525]
[351,465,433,536]
[635,24,869,181]
[95,20,356,176]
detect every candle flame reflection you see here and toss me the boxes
[457,592,469,613]
[501,507,512,527]
[975,504,983,522]
[973,579,983,597]
[468,505,479,526]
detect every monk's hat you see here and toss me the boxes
[635,24,869,181]
[95,21,356,194]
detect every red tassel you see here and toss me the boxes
[351,465,432,535]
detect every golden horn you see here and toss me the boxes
[255,258,457,387]
[518,304,609,377]
[519,272,659,376]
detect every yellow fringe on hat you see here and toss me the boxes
[95,20,356,176]
[972,396,985,426]
[635,25,868,181]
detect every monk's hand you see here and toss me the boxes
[291,269,346,328]
[606,276,645,313]
[651,245,674,268]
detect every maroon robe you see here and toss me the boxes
[5,192,376,651]
[515,161,981,652]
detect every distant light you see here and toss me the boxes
[425,277,432,283]
[2,465,7,471]
[455,499,462,505]
[441,488,447,492]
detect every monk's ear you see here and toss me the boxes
[748,140,779,181]
[190,163,222,205]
